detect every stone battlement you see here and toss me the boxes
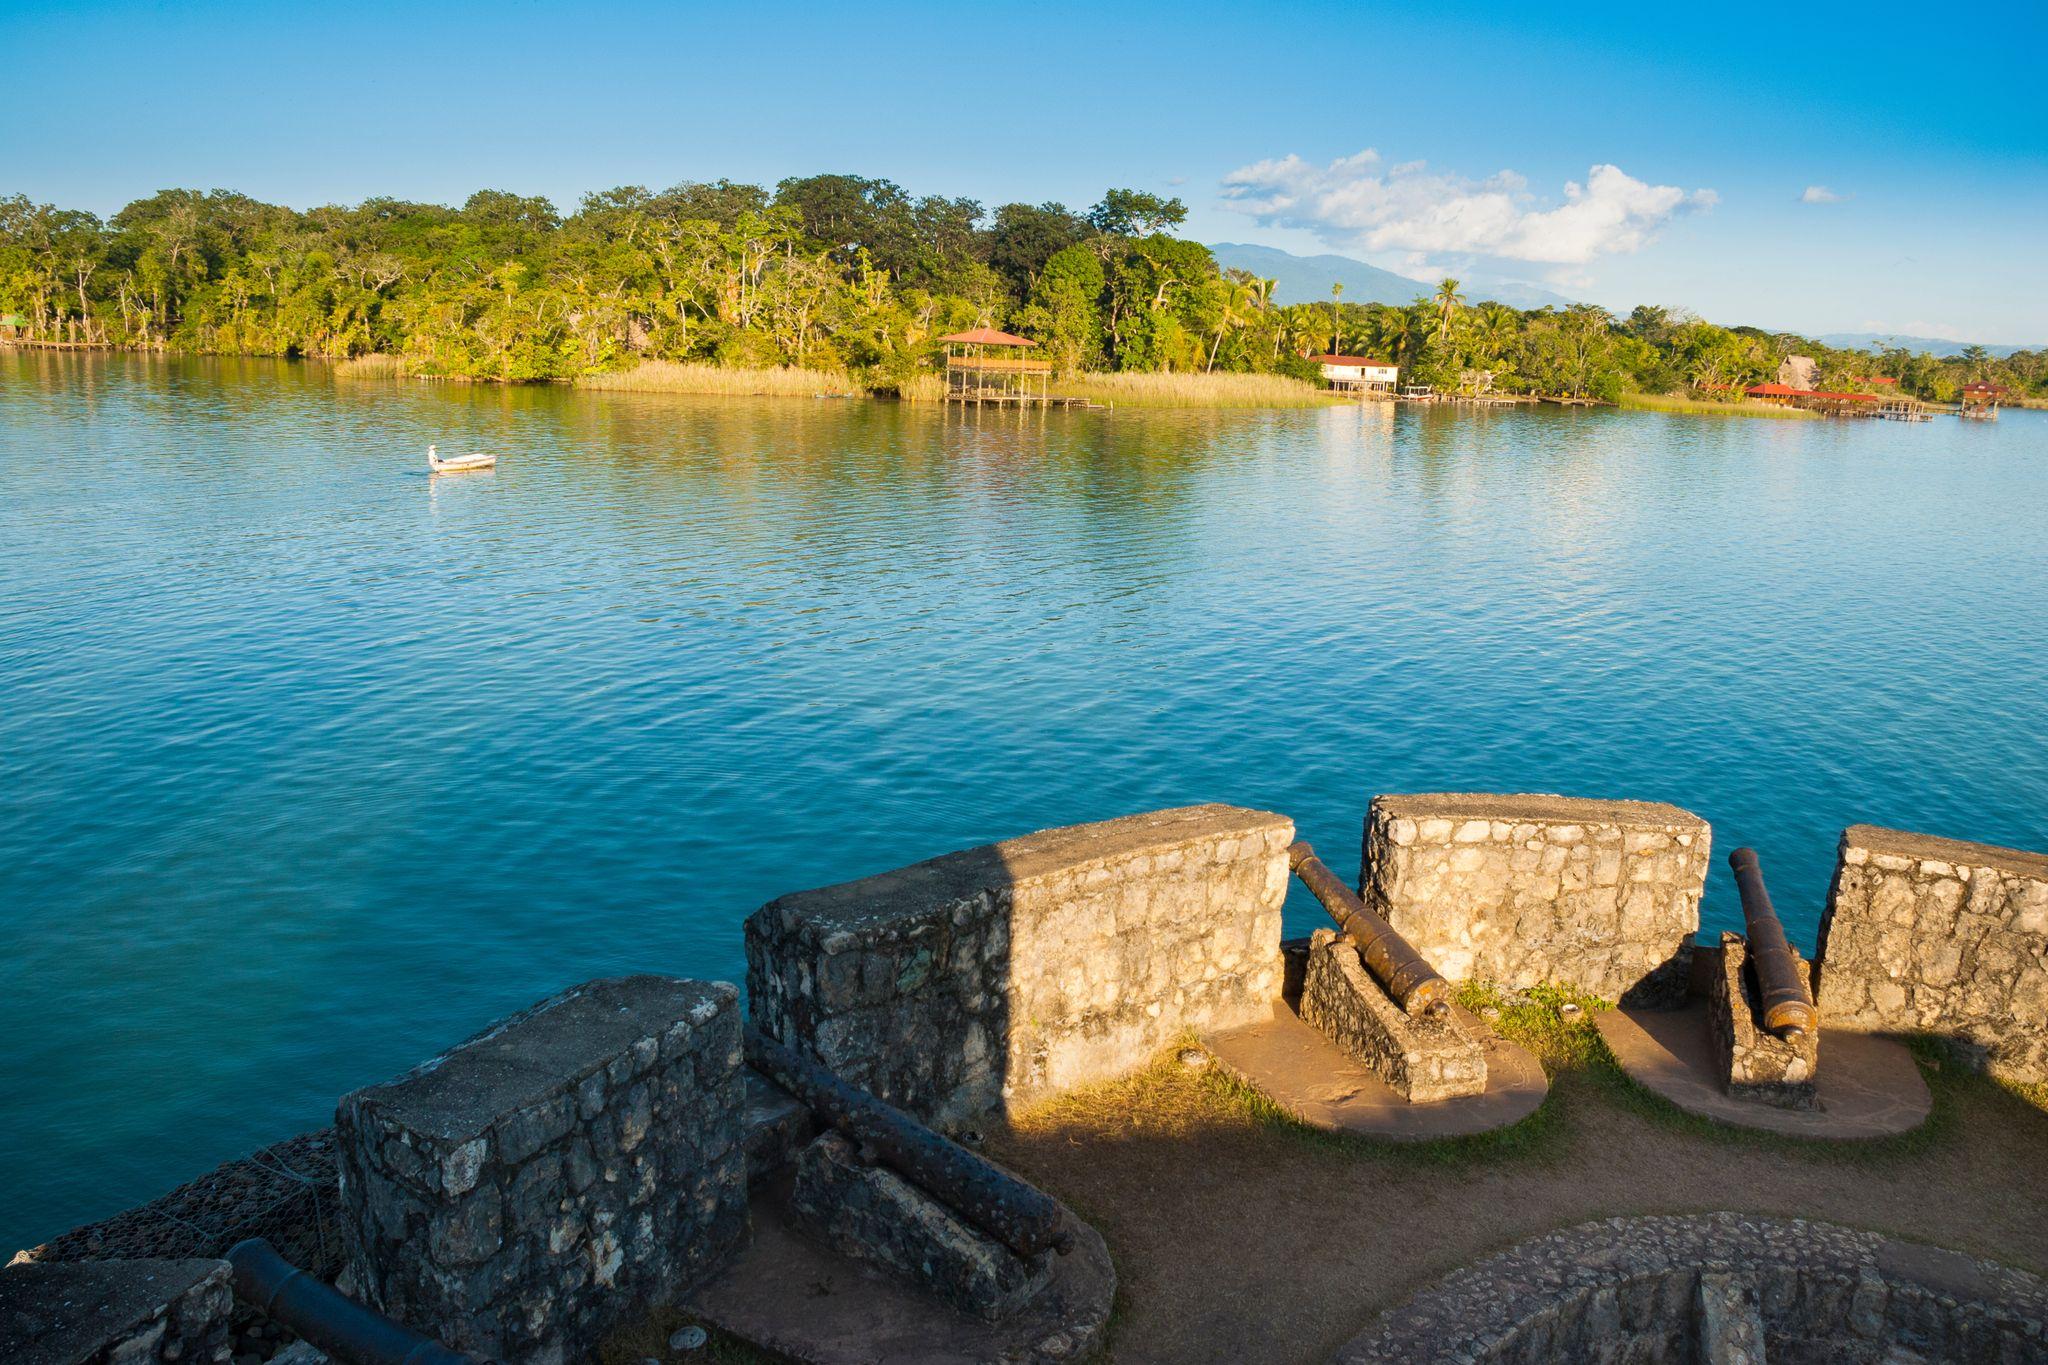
[1818,824,2048,1084]
[1364,792,1710,1005]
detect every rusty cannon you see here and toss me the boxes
[226,1238,487,1365]
[1728,847,1819,1039]
[1288,840,1450,1018]
[744,1029,1073,1258]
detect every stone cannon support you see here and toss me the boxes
[1363,793,1710,1004]
[745,1028,1068,1258]
[746,804,1291,1128]
[1298,928,1486,1102]
[790,1132,1056,1323]
[334,976,749,1364]
[0,1257,234,1365]
[1708,932,1819,1109]
[1817,825,2048,1084]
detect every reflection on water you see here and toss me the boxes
[3,354,2045,1247]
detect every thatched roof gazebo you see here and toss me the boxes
[939,328,1052,405]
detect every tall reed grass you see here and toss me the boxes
[1048,370,1336,408]
[892,373,947,403]
[575,361,863,397]
[1617,391,1821,419]
[333,353,410,379]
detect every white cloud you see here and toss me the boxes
[1801,185,1847,204]
[1219,151,1715,265]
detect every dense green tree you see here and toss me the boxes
[1085,189,1187,238]
[984,202,1091,298]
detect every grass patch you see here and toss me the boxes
[1454,980,1611,1073]
[2001,1077,2048,1114]
[1617,391,1821,419]
[575,360,864,397]
[1048,370,1339,409]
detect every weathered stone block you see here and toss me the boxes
[1364,793,1709,1004]
[789,1131,1053,1322]
[1708,933,1819,1109]
[0,1257,233,1365]
[1817,825,2048,1085]
[1298,929,1486,1102]
[747,805,1292,1128]
[335,976,748,1365]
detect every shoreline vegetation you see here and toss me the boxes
[332,355,1832,415]
[5,177,2042,412]
[333,353,1345,408]
[1615,391,1823,419]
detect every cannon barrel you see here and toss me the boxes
[744,1029,1071,1258]
[1728,847,1818,1039]
[1289,841,1450,1017]
[226,1238,485,1365]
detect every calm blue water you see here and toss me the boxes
[3,354,2044,1249]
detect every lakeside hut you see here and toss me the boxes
[1777,355,1818,390]
[939,328,1052,406]
[1307,353,1400,394]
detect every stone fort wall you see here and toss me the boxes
[1817,824,2048,1085]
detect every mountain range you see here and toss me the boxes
[1207,242,1579,312]
[1809,333,2040,359]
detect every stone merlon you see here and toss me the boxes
[747,804,1292,1127]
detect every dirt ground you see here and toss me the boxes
[983,1010,2048,1365]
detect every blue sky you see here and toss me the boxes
[4,1,2044,342]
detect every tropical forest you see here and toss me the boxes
[2,177,2040,405]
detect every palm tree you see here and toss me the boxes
[1381,307,1418,367]
[1432,278,1464,343]
[1329,281,1344,354]
[1472,302,1518,367]
[1206,275,1254,372]
[1283,306,1328,359]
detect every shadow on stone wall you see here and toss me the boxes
[743,804,1292,1130]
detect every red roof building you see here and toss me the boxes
[940,328,1050,404]
[937,328,1037,347]
[1746,383,1879,409]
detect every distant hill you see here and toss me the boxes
[1208,242,1579,312]
[1812,332,2041,358]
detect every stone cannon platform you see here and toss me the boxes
[1202,939,1548,1141]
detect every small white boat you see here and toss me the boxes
[427,443,498,473]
